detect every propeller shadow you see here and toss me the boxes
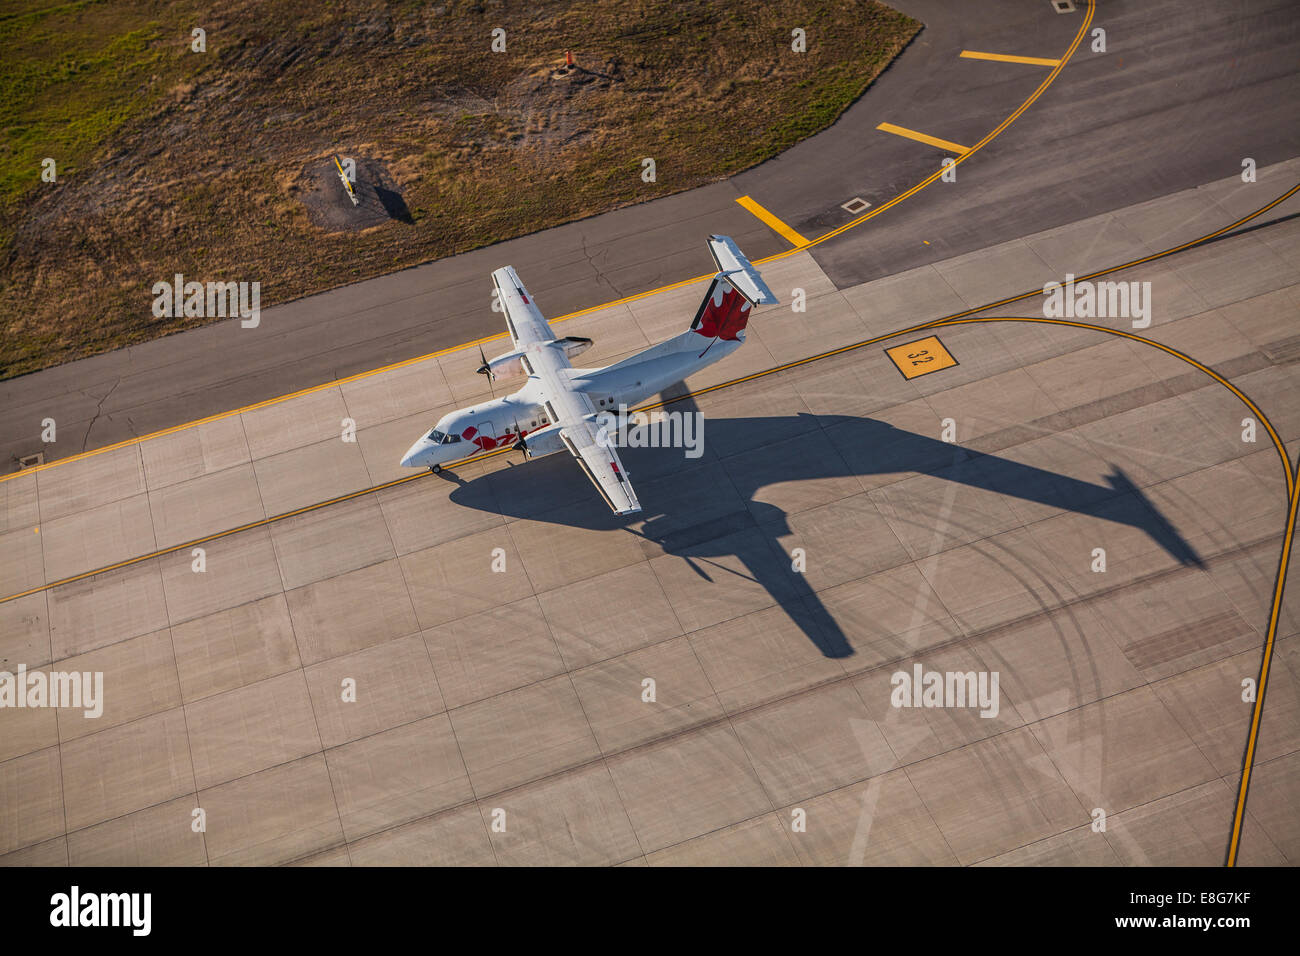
[449,402,1204,659]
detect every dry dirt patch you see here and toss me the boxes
[0,0,920,379]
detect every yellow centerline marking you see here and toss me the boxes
[0,2,1098,488]
[1228,461,1297,866]
[960,50,1061,66]
[9,312,1288,602]
[875,121,971,155]
[735,195,808,247]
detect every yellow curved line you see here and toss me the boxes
[676,314,1297,871]
[1227,470,1297,865]
[898,321,1295,869]
[789,0,1094,254]
[924,318,1295,497]
[0,2,1097,488]
[643,315,1294,497]
[932,181,1300,325]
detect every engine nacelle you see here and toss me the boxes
[516,423,566,458]
[480,337,593,380]
[558,336,593,360]
[479,349,526,381]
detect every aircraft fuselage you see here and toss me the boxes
[399,335,744,469]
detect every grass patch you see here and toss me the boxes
[0,0,919,378]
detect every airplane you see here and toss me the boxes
[399,235,779,515]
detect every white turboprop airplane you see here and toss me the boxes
[399,235,778,515]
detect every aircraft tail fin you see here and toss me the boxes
[688,235,779,341]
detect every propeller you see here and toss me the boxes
[476,343,494,396]
[510,414,529,458]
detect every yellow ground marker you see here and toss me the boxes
[885,335,959,379]
[333,154,356,200]
[960,50,1061,67]
[875,122,971,155]
[735,195,808,247]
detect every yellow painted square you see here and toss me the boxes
[885,335,958,379]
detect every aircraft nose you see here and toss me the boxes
[400,439,427,468]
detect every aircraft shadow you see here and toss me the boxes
[449,402,1203,659]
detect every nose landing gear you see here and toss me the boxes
[429,464,443,474]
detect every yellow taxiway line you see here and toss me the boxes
[5,306,1291,605]
[735,195,809,247]
[1227,450,1297,866]
[875,121,971,155]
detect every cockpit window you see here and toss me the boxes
[444,433,461,443]
[427,429,446,443]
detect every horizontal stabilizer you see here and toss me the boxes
[707,235,779,306]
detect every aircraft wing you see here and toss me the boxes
[529,339,642,516]
[558,420,641,516]
[492,266,555,348]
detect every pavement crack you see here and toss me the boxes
[80,378,121,453]
[580,233,622,299]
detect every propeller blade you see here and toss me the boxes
[511,415,528,457]
[476,344,494,396]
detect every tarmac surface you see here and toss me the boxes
[1,159,1298,865]
[3,0,1298,472]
